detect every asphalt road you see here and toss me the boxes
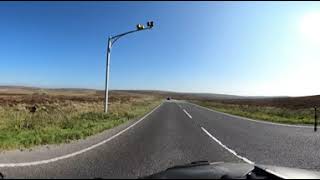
[1,100,320,178]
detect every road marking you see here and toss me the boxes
[183,109,192,119]
[201,127,254,165]
[201,127,289,179]
[190,102,312,129]
[0,103,163,168]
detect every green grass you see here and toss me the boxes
[192,100,315,125]
[0,96,161,150]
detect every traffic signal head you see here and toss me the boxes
[136,24,144,30]
[147,21,154,28]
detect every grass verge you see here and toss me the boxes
[191,100,315,125]
[0,95,161,150]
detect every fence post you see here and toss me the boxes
[315,107,318,132]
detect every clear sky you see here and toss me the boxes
[1,1,320,96]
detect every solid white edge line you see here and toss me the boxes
[183,109,192,119]
[201,127,289,179]
[189,102,312,129]
[0,103,163,168]
[200,127,254,165]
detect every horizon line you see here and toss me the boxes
[1,84,318,98]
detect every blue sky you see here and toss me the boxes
[1,2,320,96]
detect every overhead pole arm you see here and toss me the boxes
[110,26,153,47]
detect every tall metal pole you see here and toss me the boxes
[103,21,153,113]
[104,37,112,113]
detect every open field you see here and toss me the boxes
[190,96,320,125]
[0,87,161,150]
[0,86,319,150]
[122,90,320,125]
[70,89,320,125]
[196,95,320,109]
[126,89,319,125]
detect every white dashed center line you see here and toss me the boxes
[183,109,192,119]
[201,127,254,165]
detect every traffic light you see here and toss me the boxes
[136,24,144,30]
[147,21,154,28]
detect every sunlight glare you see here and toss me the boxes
[299,12,320,43]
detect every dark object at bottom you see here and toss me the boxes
[139,161,320,179]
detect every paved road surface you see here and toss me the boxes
[0,100,320,178]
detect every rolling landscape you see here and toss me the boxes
[0,85,319,151]
[0,86,162,150]
[2,2,320,178]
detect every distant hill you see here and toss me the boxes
[113,90,242,100]
[0,86,298,99]
[0,85,97,96]
[0,85,40,95]
[0,86,244,99]
[105,90,291,101]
